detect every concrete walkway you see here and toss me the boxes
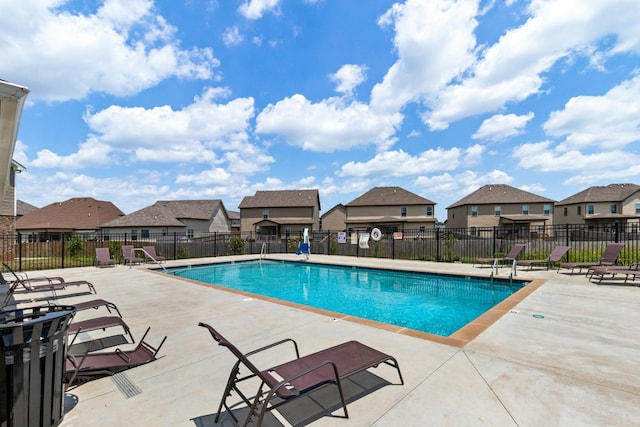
[3,255,639,426]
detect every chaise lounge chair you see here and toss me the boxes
[558,243,625,275]
[516,245,571,271]
[72,298,123,317]
[122,245,143,265]
[68,315,135,344]
[95,247,116,267]
[199,322,404,427]
[142,245,165,263]
[588,261,640,284]
[65,327,166,387]
[2,263,96,305]
[474,243,526,269]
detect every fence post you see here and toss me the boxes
[214,232,217,257]
[492,226,498,256]
[60,234,65,269]
[565,224,569,247]
[17,233,22,271]
[435,227,440,261]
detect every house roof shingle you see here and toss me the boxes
[345,187,435,207]
[16,197,124,230]
[555,183,640,206]
[239,190,320,210]
[101,200,225,228]
[447,184,555,209]
[16,200,38,216]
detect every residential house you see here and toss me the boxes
[446,184,555,238]
[554,183,640,233]
[0,160,25,235]
[238,189,320,239]
[16,200,38,218]
[321,204,347,231]
[344,186,436,235]
[100,200,231,240]
[227,210,240,233]
[16,197,124,242]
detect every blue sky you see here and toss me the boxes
[2,0,639,221]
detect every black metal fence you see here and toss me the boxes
[2,223,639,272]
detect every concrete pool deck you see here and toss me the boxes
[3,255,639,426]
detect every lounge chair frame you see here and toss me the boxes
[588,262,640,284]
[95,247,116,267]
[558,243,625,275]
[474,243,526,268]
[65,327,166,387]
[199,322,404,427]
[516,245,571,271]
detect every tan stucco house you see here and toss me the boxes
[238,189,320,239]
[446,184,555,238]
[344,186,436,234]
[100,200,230,240]
[554,183,640,230]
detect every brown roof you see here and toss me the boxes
[16,200,38,216]
[555,183,640,206]
[101,200,225,228]
[447,184,555,208]
[239,189,320,210]
[16,197,124,231]
[345,187,435,207]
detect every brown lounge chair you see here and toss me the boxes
[588,261,640,284]
[122,245,143,265]
[474,243,526,268]
[142,245,165,263]
[95,247,116,267]
[72,298,123,317]
[558,243,625,274]
[65,327,167,387]
[2,263,96,305]
[68,315,135,344]
[516,245,571,271]
[199,322,404,427]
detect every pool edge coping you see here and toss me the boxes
[147,258,544,348]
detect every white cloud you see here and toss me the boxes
[330,64,368,95]
[255,94,402,152]
[413,169,513,206]
[424,0,640,129]
[371,0,479,114]
[223,26,243,46]
[0,0,219,101]
[31,140,113,169]
[543,75,640,150]
[473,112,535,141]
[238,0,280,20]
[338,145,485,178]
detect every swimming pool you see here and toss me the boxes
[167,260,526,337]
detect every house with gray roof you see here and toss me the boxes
[554,183,640,228]
[100,200,230,240]
[16,197,124,242]
[447,184,555,238]
[320,203,347,231]
[238,189,320,239]
[344,186,436,235]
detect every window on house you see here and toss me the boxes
[102,229,110,241]
[470,226,477,236]
[471,206,478,217]
[522,205,529,215]
[131,229,137,241]
[494,205,501,216]
[636,203,640,214]
[141,229,149,238]
[577,206,582,215]
[587,204,594,215]
[610,204,617,214]
[563,207,568,217]
[543,204,551,215]
[285,227,291,237]
[262,209,269,219]
[426,206,433,217]
[187,229,194,238]
[401,207,407,217]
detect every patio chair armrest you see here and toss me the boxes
[246,338,301,359]
[115,348,131,364]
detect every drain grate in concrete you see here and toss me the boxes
[112,372,142,398]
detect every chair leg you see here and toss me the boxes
[215,363,242,423]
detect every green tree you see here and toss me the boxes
[67,234,84,259]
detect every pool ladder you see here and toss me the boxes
[260,243,266,259]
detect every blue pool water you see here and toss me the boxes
[167,260,525,336]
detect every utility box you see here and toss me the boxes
[0,305,75,427]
